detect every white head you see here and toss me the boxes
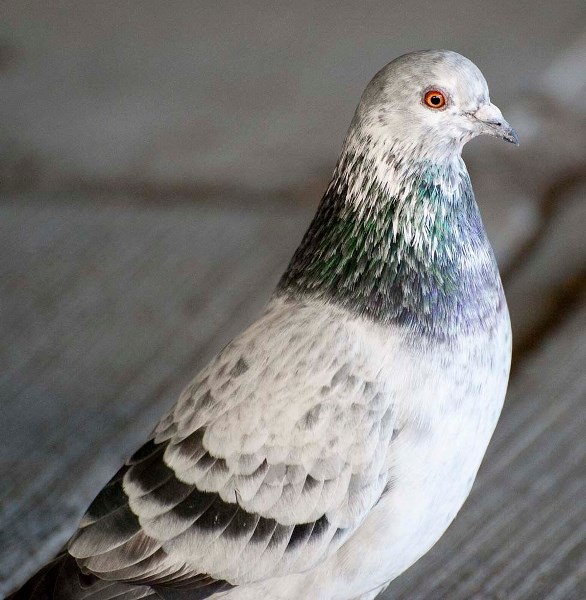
[350,50,518,160]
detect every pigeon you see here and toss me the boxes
[10,49,517,600]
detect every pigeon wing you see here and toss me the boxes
[68,298,397,591]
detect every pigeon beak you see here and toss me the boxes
[472,103,519,145]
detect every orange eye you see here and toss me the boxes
[424,90,446,109]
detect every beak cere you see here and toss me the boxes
[473,103,519,145]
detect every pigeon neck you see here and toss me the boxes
[278,135,504,338]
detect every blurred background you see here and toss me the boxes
[1,2,585,598]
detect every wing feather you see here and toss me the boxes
[68,297,398,591]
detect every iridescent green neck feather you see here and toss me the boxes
[278,139,504,338]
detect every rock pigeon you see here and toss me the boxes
[10,49,517,600]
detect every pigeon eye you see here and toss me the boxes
[424,90,446,109]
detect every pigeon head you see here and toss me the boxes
[281,50,513,333]
[351,49,518,157]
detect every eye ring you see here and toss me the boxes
[423,90,447,109]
